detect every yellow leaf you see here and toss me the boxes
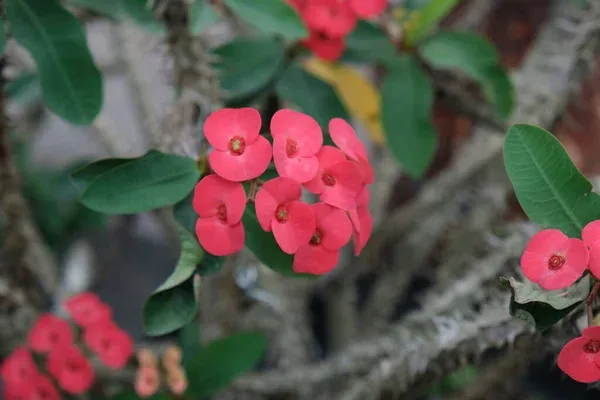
[303,57,385,144]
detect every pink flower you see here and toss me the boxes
[63,292,112,328]
[27,313,73,353]
[205,108,272,182]
[583,220,600,278]
[293,202,352,274]
[135,365,160,398]
[304,146,364,211]
[255,177,316,254]
[558,326,600,383]
[329,118,374,184]
[1,347,38,394]
[348,186,372,256]
[303,31,345,61]
[520,229,588,290]
[348,0,388,18]
[303,0,357,37]
[84,321,134,369]
[47,344,95,394]
[271,109,323,183]
[32,374,61,400]
[193,174,246,256]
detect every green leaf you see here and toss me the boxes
[500,275,589,331]
[222,0,308,40]
[214,37,285,101]
[190,0,219,35]
[120,0,165,34]
[7,0,103,125]
[180,321,202,364]
[143,276,197,337]
[186,332,268,397]
[73,150,200,214]
[67,0,120,16]
[6,73,42,108]
[380,55,437,178]
[405,0,460,44]
[418,30,513,118]
[503,124,600,238]
[110,390,169,400]
[345,21,397,64]
[276,64,350,130]
[0,19,6,55]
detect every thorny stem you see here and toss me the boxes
[586,280,600,326]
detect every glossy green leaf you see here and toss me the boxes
[186,332,268,397]
[223,0,308,40]
[345,21,397,64]
[500,275,589,331]
[190,0,219,35]
[214,37,285,101]
[143,276,197,337]
[419,30,513,118]
[405,0,460,44]
[504,124,600,238]
[381,55,437,178]
[72,150,200,214]
[276,64,350,130]
[7,0,103,125]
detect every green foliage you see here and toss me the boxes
[500,275,589,331]
[71,151,200,214]
[186,332,268,397]
[381,55,437,178]
[119,0,165,34]
[0,19,6,55]
[7,0,103,125]
[504,124,600,238]
[405,0,460,44]
[6,73,42,109]
[66,0,121,16]
[276,64,350,130]
[179,321,202,364]
[110,391,169,400]
[418,30,514,119]
[345,21,397,64]
[223,0,308,40]
[214,37,286,102]
[190,0,220,35]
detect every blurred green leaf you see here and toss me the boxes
[7,0,103,125]
[276,64,350,130]
[190,0,219,35]
[6,73,42,108]
[120,0,165,34]
[345,21,397,64]
[72,150,200,214]
[404,0,460,44]
[500,275,589,331]
[214,37,285,101]
[418,30,513,118]
[381,55,437,178]
[504,124,600,238]
[186,332,268,397]
[180,321,202,364]
[0,19,6,54]
[67,0,120,16]
[223,0,308,40]
[143,276,197,337]
[110,390,169,400]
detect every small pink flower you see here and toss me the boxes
[293,202,352,274]
[304,146,364,211]
[329,118,374,184]
[348,0,388,18]
[520,229,588,290]
[303,0,357,38]
[135,366,160,398]
[84,321,133,369]
[1,346,38,394]
[255,177,316,254]
[63,292,112,328]
[205,108,272,182]
[558,326,600,383]
[47,344,95,394]
[27,313,73,353]
[348,186,372,256]
[583,220,600,278]
[303,31,345,61]
[271,109,323,183]
[193,174,246,256]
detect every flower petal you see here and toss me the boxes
[255,177,303,231]
[192,175,246,224]
[293,245,339,275]
[313,202,352,251]
[537,237,590,290]
[209,135,272,182]
[590,241,600,279]
[272,200,316,254]
[204,108,261,150]
[561,238,589,276]
[196,218,245,256]
[273,137,319,183]
[583,326,600,340]
[320,160,364,210]
[353,206,372,256]
[583,220,600,247]
[537,268,584,291]
[270,109,323,156]
[520,250,547,284]
[557,337,600,383]
[303,146,347,194]
[524,229,569,255]
[303,32,345,62]
[329,118,369,161]
[349,0,387,18]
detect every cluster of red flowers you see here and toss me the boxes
[288,0,389,60]
[193,107,374,275]
[1,292,133,399]
[520,220,600,383]
[135,345,187,398]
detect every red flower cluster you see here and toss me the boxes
[1,292,134,399]
[289,0,389,61]
[194,107,374,274]
[520,220,600,383]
